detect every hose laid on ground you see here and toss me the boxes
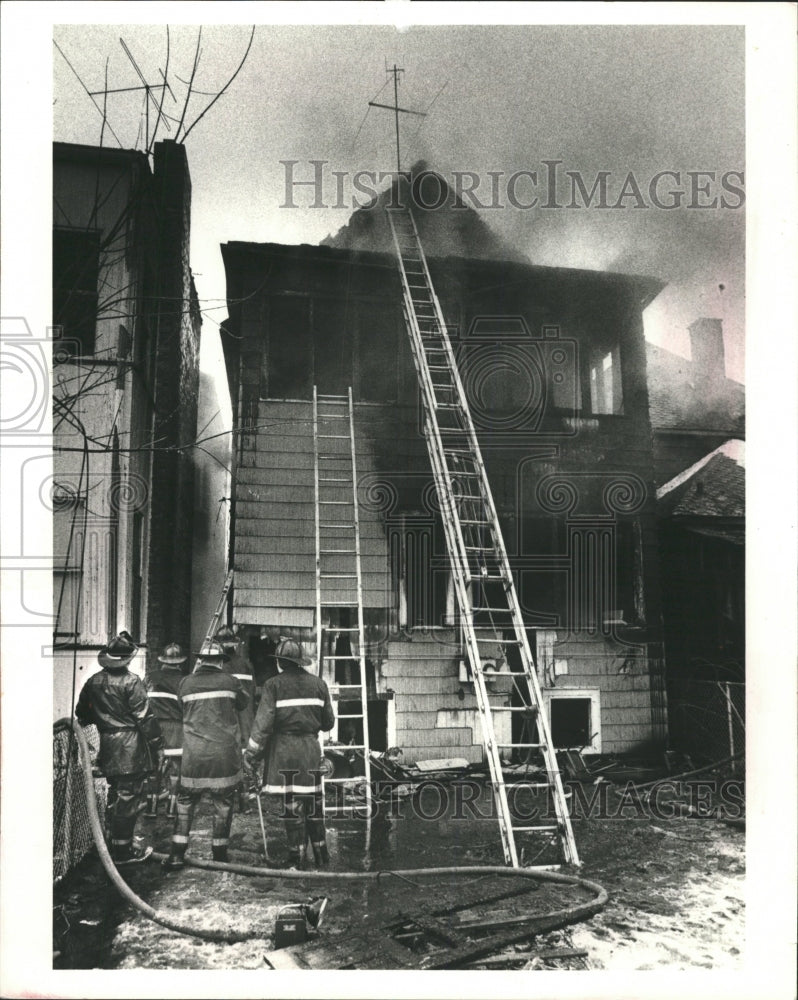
[67,718,607,948]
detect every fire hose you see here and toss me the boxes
[66,718,608,947]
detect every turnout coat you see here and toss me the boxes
[178,664,248,791]
[146,668,184,756]
[222,646,255,746]
[248,665,335,795]
[76,667,163,777]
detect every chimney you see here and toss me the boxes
[688,318,725,383]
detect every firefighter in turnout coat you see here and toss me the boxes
[244,638,335,868]
[146,642,188,816]
[215,625,255,746]
[75,632,163,864]
[162,640,248,869]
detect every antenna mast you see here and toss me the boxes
[368,64,426,174]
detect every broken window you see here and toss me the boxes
[53,227,101,356]
[355,300,398,402]
[53,493,84,640]
[588,345,623,415]
[313,297,353,396]
[266,296,312,398]
[550,697,593,749]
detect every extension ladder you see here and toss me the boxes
[386,201,579,867]
[193,568,234,671]
[312,386,373,818]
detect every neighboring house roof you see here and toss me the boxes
[657,440,745,519]
[646,341,745,434]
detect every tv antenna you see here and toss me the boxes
[368,63,426,174]
[87,36,174,152]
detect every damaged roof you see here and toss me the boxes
[657,440,745,519]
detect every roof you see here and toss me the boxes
[657,440,745,518]
[647,341,745,433]
[53,141,150,169]
[221,238,665,304]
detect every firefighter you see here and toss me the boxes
[162,640,248,869]
[244,638,335,869]
[146,642,188,816]
[75,631,163,865]
[215,625,255,746]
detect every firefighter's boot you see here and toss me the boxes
[161,841,186,871]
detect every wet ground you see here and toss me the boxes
[53,779,745,971]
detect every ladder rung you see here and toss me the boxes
[318,455,349,460]
[319,477,350,482]
[317,394,348,400]
[319,523,355,528]
[321,625,361,631]
[337,713,364,720]
[320,548,356,553]
[472,607,513,614]
[460,520,491,526]
[318,413,348,419]
[331,682,364,687]
[490,706,539,713]
[512,826,559,833]
[323,776,367,784]
[319,500,354,505]
[318,434,350,439]
[496,743,542,748]
[320,573,358,578]
[323,600,360,606]
[474,637,522,644]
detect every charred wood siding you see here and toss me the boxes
[222,241,668,750]
[233,400,392,623]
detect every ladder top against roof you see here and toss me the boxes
[386,203,579,868]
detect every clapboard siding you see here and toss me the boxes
[234,399,392,619]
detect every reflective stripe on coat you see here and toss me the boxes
[248,666,335,794]
[75,667,163,777]
[146,667,184,753]
[178,665,247,791]
[222,649,255,746]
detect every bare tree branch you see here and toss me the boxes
[179,26,255,143]
[175,26,202,141]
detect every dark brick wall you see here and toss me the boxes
[145,141,201,672]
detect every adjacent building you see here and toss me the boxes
[51,139,223,715]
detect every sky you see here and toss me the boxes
[52,20,746,382]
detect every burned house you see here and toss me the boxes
[220,172,669,763]
[51,140,225,714]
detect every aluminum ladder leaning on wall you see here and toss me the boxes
[192,568,235,672]
[313,385,373,820]
[386,200,579,868]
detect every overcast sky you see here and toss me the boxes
[53,21,745,381]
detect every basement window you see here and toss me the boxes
[544,689,601,752]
